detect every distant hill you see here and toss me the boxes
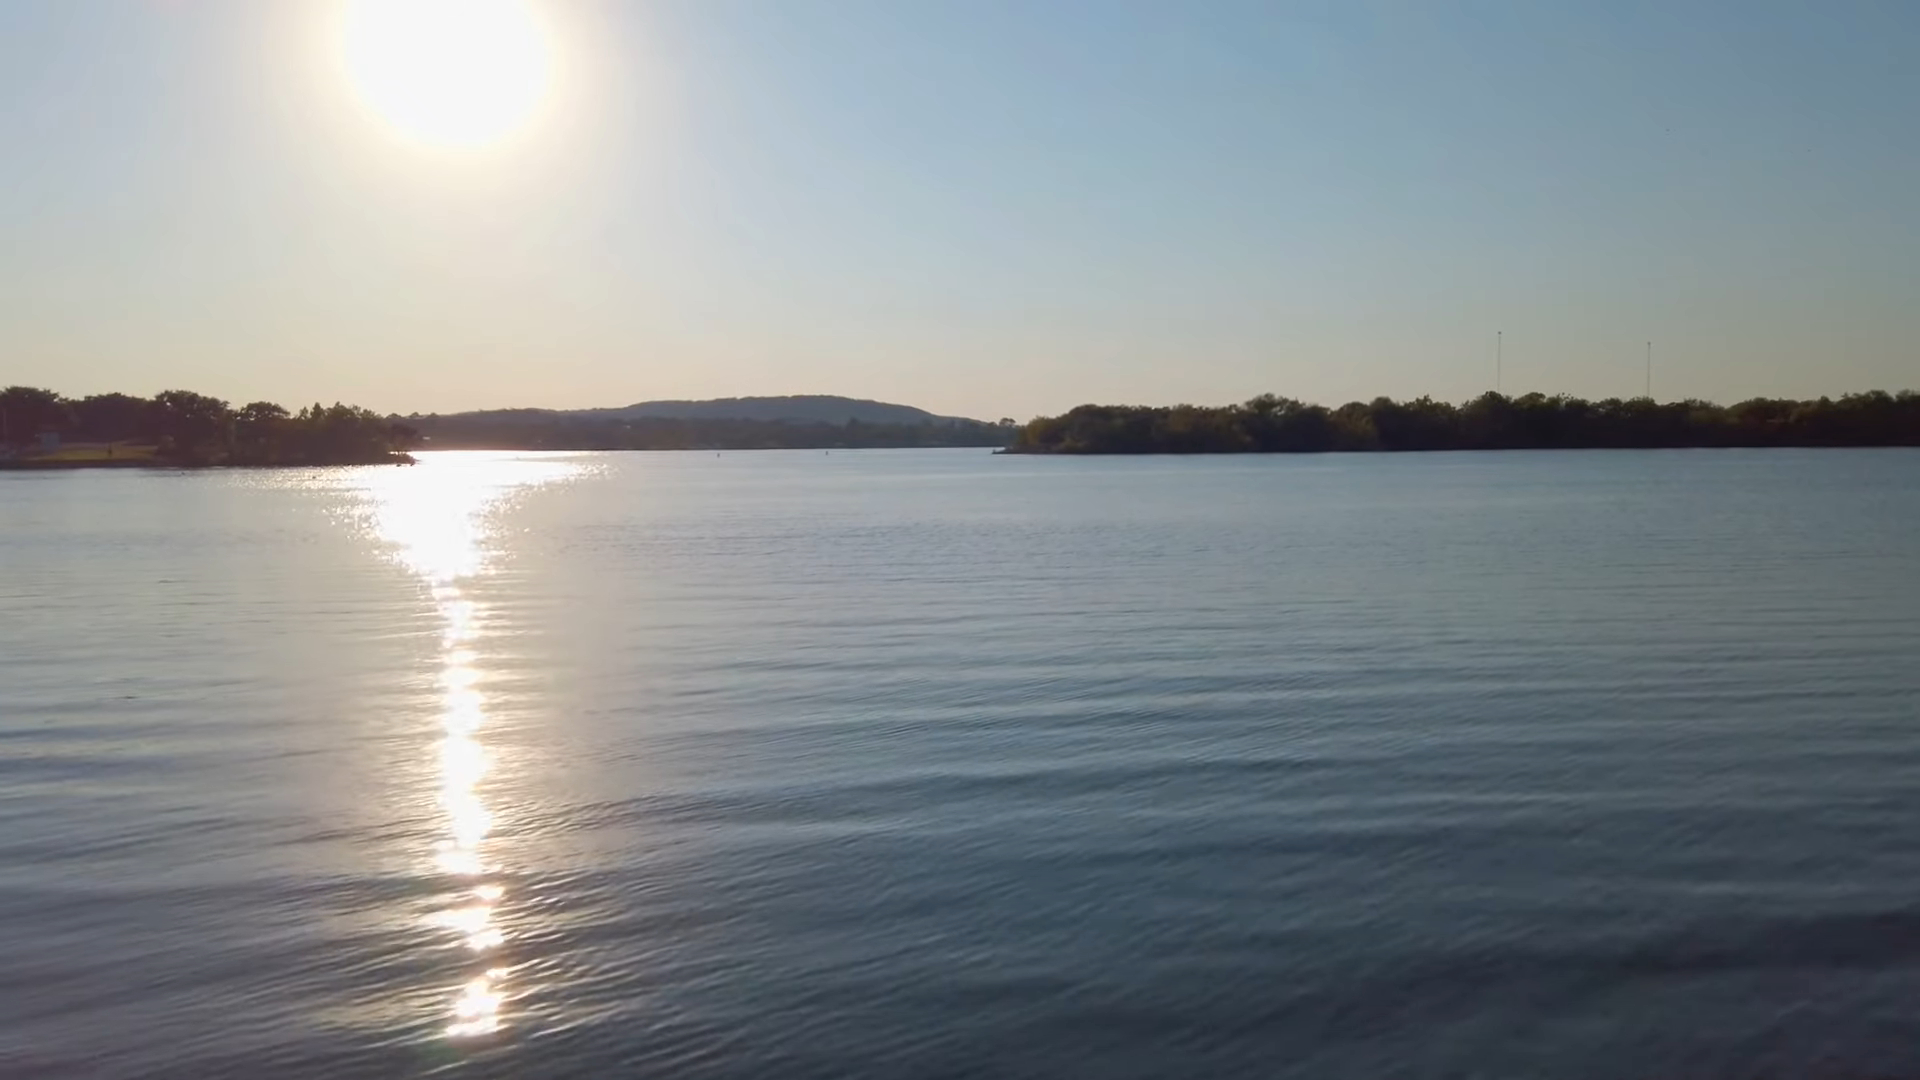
[599,395,958,426]
[401,395,1012,451]
[426,395,973,427]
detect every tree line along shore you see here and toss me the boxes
[0,387,415,467]
[1005,390,1920,454]
[10,385,1918,465]
[1,387,1014,461]
[403,410,1012,451]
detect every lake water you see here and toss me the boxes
[3,447,1919,1078]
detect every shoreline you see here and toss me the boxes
[0,453,416,471]
[996,442,1920,456]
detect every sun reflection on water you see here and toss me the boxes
[357,452,582,1040]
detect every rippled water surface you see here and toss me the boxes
[4,448,1919,1078]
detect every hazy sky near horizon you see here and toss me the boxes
[3,1,1917,419]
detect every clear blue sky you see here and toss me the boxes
[2,1,1916,418]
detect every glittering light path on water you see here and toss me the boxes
[358,453,583,1041]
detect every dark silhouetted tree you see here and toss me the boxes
[151,390,233,461]
[0,386,70,446]
[71,393,153,442]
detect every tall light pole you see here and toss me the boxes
[1497,330,1503,395]
[1645,341,1652,400]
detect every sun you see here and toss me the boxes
[340,0,554,148]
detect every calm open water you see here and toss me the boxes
[3,447,1919,1078]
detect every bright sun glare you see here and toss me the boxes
[340,0,553,148]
